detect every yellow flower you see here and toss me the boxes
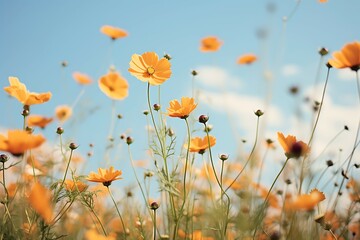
[86,166,122,186]
[200,36,222,52]
[28,182,53,224]
[189,136,216,154]
[72,72,93,85]
[0,130,46,156]
[55,105,72,122]
[4,77,51,105]
[64,179,88,192]
[328,41,360,71]
[128,52,172,85]
[277,132,310,159]
[167,97,197,119]
[27,115,53,129]
[100,25,128,40]
[237,54,257,65]
[98,71,129,100]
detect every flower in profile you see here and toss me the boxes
[98,71,129,100]
[100,25,128,40]
[55,105,72,122]
[128,52,172,85]
[72,72,93,85]
[287,188,325,211]
[328,41,360,71]
[0,130,46,156]
[188,136,216,154]
[167,97,197,119]
[200,36,222,52]
[237,54,258,65]
[27,115,53,129]
[86,166,123,186]
[64,179,88,192]
[277,132,310,159]
[28,182,53,224]
[4,77,52,105]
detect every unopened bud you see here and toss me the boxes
[198,115,209,124]
[0,154,9,163]
[254,109,264,117]
[69,143,78,150]
[150,201,159,210]
[56,127,64,135]
[318,47,329,56]
[126,136,133,145]
[153,104,161,111]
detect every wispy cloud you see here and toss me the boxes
[282,64,300,77]
[195,66,242,89]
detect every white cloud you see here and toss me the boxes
[337,68,357,81]
[195,66,241,89]
[282,64,300,77]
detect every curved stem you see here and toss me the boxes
[107,186,127,239]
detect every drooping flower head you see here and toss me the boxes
[4,77,52,105]
[189,136,216,154]
[128,52,172,85]
[72,72,93,85]
[27,115,53,129]
[86,166,123,186]
[237,54,258,65]
[100,25,128,40]
[328,41,360,71]
[200,36,222,52]
[277,132,310,159]
[0,130,46,156]
[167,97,197,119]
[98,71,129,100]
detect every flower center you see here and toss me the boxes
[147,67,155,75]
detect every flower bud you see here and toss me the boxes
[0,154,9,163]
[126,136,133,145]
[191,70,198,76]
[150,201,159,210]
[219,154,229,161]
[117,114,123,119]
[326,160,334,167]
[198,115,209,124]
[163,53,172,60]
[56,127,64,135]
[318,47,329,56]
[69,142,78,150]
[153,104,161,111]
[143,110,149,116]
[254,109,264,117]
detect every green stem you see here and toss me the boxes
[107,186,127,239]
[60,149,74,189]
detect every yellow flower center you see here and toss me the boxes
[147,67,155,75]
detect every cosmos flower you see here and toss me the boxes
[55,105,72,122]
[4,77,51,105]
[128,52,172,85]
[27,115,53,129]
[100,25,128,40]
[237,54,257,65]
[86,166,123,186]
[167,97,197,119]
[188,136,216,154]
[28,182,53,224]
[64,179,88,192]
[72,72,93,85]
[277,132,310,159]
[328,41,360,71]
[287,188,325,211]
[200,36,222,52]
[98,71,129,100]
[0,130,46,156]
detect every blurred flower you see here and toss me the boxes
[167,97,197,119]
[328,41,360,71]
[55,105,72,122]
[98,72,129,100]
[86,166,122,186]
[237,54,257,65]
[27,115,53,129]
[277,132,310,159]
[128,52,172,85]
[0,130,45,156]
[4,76,51,105]
[85,228,116,240]
[72,72,93,85]
[64,179,88,192]
[28,182,53,224]
[287,188,325,211]
[200,36,222,52]
[318,0,328,3]
[100,25,128,40]
[189,136,216,154]
[6,183,17,198]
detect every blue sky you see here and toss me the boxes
[1,0,359,191]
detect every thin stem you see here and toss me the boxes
[153,210,157,240]
[60,149,74,189]
[107,186,127,239]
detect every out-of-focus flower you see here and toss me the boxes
[237,54,257,65]
[0,130,45,156]
[55,105,72,122]
[98,72,129,100]
[128,52,172,85]
[287,188,325,211]
[28,182,53,224]
[4,77,51,105]
[328,41,360,71]
[167,97,197,119]
[72,72,93,85]
[85,228,116,240]
[188,136,216,154]
[252,183,279,208]
[86,166,122,186]
[277,132,310,159]
[27,115,53,129]
[200,36,222,52]
[100,25,128,40]
[318,0,328,3]
[64,179,88,192]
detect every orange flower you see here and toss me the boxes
[0,130,45,156]
[167,97,197,119]
[64,179,88,192]
[237,54,257,65]
[85,228,116,240]
[72,72,93,85]
[28,182,53,224]
[4,77,52,105]
[200,36,222,52]
[98,71,129,100]
[27,115,53,129]
[55,105,72,122]
[128,52,172,85]
[328,41,360,71]
[277,132,310,159]
[318,0,328,2]
[100,25,128,40]
[189,136,216,154]
[287,188,325,211]
[86,166,122,186]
